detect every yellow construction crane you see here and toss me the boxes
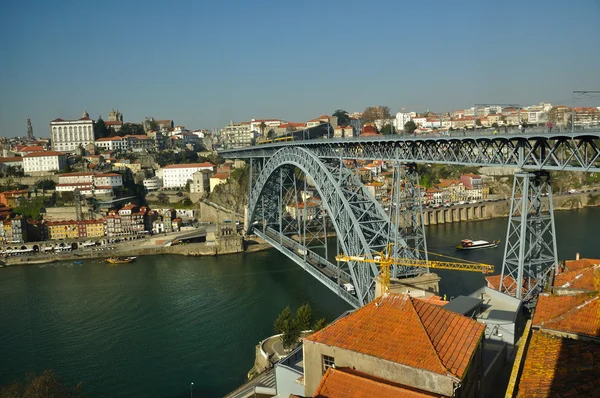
[335,243,494,294]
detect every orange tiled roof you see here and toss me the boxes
[485,275,534,297]
[532,293,600,338]
[304,294,484,378]
[24,151,65,158]
[314,368,444,398]
[517,331,600,397]
[554,262,599,292]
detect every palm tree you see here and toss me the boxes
[259,122,267,137]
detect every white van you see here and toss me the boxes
[343,283,356,295]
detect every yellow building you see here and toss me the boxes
[83,220,105,237]
[47,220,79,240]
[113,162,142,173]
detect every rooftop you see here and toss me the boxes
[315,368,444,398]
[532,293,600,338]
[162,162,214,169]
[304,293,485,379]
[517,331,600,397]
[23,151,65,158]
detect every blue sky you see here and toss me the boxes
[1,0,599,137]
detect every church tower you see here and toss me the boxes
[26,117,34,140]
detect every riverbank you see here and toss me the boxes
[0,235,246,267]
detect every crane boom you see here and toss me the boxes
[335,244,494,294]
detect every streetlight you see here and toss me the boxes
[190,382,194,398]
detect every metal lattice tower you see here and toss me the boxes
[499,171,558,301]
[388,162,428,277]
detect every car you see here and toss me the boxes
[457,201,466,205]
[469,200,477,204]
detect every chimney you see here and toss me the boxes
[576,252,580,260]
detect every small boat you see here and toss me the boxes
[106,256,137,264]
[456,239,500,250]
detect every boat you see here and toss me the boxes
[106,256,137,264]
[456,239,500,250]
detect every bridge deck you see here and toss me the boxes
[220,130,600,171]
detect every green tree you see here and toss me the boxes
[491,122,499,129]
[295,303,312,331]
[313,318,327,332]
[267,129,276,139]
[332,109,350,126]
[117,123,145,137]
[0,369,84,398]
[96,117,108,139]
[181,197,193,207]
[475,118,482,127]
[380,124,395,135]
[404,120,417,135]
[274,306,292,335]
[35,179,56,191]
[259,122,267,137]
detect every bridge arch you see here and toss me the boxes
[247,147,404,305]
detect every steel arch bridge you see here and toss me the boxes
[247,147,423,307]
[221,130,600,307]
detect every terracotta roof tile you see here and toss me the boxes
[517,331,600,397]
[304,294,484,379]
[162,162,214,169]
[532,293,600,338]
[314,368,444,398]
[554,262,600,292]
[24,151,66,158]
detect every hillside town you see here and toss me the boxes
[0,102,598,251]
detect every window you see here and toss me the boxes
[322,355,334,374]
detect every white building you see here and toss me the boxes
[23,151,67,174]
[143,177,162,191]
[222,121,254,148]
[95,136,128,152]
[161,162,215,189]
[58,172,122,187]
[50,110,95,153]
[190,170,211,194]
[94,173,123,187]
[394,112,414,131]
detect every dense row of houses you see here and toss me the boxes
[0,203,184,244]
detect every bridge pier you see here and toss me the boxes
[499,171,558,302]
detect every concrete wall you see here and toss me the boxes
[0,175,59,186]
[303,340,455,397]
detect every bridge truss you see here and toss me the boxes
[223,131,600,306]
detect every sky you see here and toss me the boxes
[1,0,599,138]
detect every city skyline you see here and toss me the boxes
[1,0,599,137]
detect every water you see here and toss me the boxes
[1,208,599,397]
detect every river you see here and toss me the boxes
[1,208,599,397]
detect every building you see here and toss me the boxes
[190,170,211,194]
[332,125,354,138]
[81,220,105,238]
[143,177,162,192]
[209,172,229,192]
[50,110,95,153]
[161,162,215,189]
[113,161,142,173]
[460,173,484,200]
[95,136,128,152]
[23,151,67,174]
[511,257,600,397]
[0,190,29,207]
[18,145,45,156]
[0,157,23,168]
[105,108,123,132]
[285,201,321,221]
[46,220,79,240]
[436,179,466,203]
[222,121,254,148]
[124,135,154,152]
[302,293,485,397]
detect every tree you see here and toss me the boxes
[380,124,395,135]
[259,122,267,137]
[157,192,169,205]
[361,106,391,124]
[491,122,499,129]
[500,115,507,124]
[295,304,312,331]
[267,129,276,139]
[273,305,300,350]
[35,179,56,191]
[332,109,350,126]
[0,370,84,398]
[96,117,108,139]
[404,120,417,135]
[181,197,193,207]
[475,118,482,127]
[313,318,327,331]
[185,180,191,193]
[274,306,292,335]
